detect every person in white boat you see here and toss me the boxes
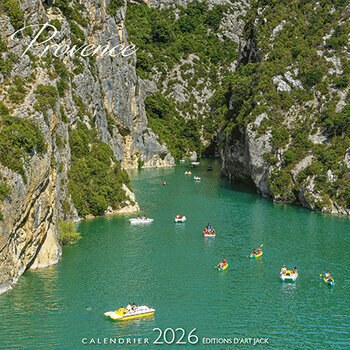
[280,265,287,274]
[126,303,132,313]
[137,215,140,220]
[291,267,299,279]
[141,214,146,220]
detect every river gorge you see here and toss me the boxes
[0,160,349,348]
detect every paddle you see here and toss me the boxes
[247,244,263,258]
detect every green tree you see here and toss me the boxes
[57,220,81,245]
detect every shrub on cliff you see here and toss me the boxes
[58,220,81,245]
[107,0,124,16]
[0,115,47,180]
[34,84,58,115]
[145,93,201,158]
[2,0,24,31]
[0,181,11,200]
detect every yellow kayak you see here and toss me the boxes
[217,264,228,272]
[250,251,263,259]
[323,277,334,286]
[104,306,155,321]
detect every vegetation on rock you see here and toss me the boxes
[57,220,81,245]
[0,114,47,180]
[126,0,238,157]
[209,0,350,211]
[68,122,130,217]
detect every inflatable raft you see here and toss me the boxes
[324,277,334,286]
[204,232,216,238]
[217,264,228,272]
[104,305,155,321]
[250,252,263,259]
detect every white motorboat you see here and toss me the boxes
[191,162,200,166]
[129,218,154,224]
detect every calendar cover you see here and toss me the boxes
[0,0,349,349]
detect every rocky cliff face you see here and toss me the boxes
[218,1,350,215]
[134,0,350,215]
[0,0,174,294]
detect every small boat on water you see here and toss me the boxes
[104,305,155,321]
[129,218,154,224]
[191,162,200,166]
[206,167,213,171]
[280,270,298,282]
[323,276,335,286]
[215,259,228,272]
[250,251,263,259]
[180,159,185,163]
[184,171,192,175]
[203,227,216,237]
[194,176,201,181]
[175,215,186,223]
[216,264,228,272]
[248,244,263,259]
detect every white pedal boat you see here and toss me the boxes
[104,305,155,321]
[129,218,154,224]
[280,271,298,282]
[175,216,186,223]
[191,162,200,166]
[204,233,216,238]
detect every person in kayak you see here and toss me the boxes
[251,249,257,256]
[132,303,137,311]
[222,258,227,265]
[324,271,331,280]
[280,265,287,274]
[141,214,146,220]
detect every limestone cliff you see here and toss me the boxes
[128,0,350,215]
[0,0,174,294]
[217,1,350,215]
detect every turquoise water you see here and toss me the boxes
[0,159,349,349]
